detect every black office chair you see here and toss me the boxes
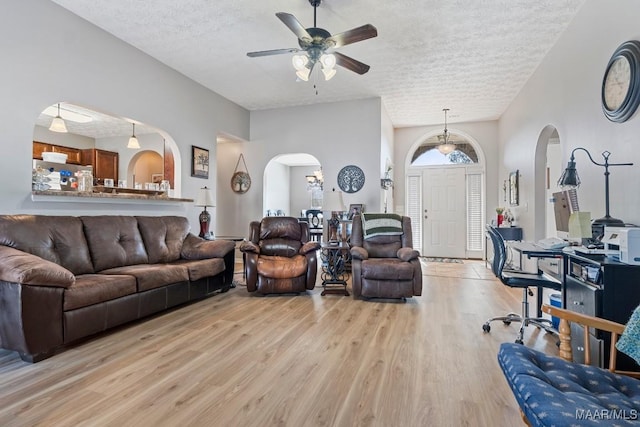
[483,225,561,344]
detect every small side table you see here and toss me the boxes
[320,242,350,296]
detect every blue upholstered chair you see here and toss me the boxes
[498,304,640,427]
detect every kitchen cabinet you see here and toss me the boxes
[33,141,82,164]
[81,149,118,184]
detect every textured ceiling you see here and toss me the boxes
[49,0,585,128]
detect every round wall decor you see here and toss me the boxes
[231,154,251,194]
[337,165,365,193]
[231,171,251,194]
[602,40,640,123]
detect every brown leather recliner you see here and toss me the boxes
[350,214,422,300]
[240,217,320,294]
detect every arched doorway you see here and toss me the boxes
[263,153,322,217]
[534,125,561,241]
[406,130,486,258]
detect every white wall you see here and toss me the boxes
[290,166,319,217]
[2,0,249,233]
[216,98,383,237]
[380,103,395,212]
[499,0,640,240]
[264,161,289,215]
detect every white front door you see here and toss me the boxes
[422,168,466,258]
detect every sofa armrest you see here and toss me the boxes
[181,234,235,260]
[299,241,320,255]
[239,241,260,254]
[350,246,369,260]
[0,246,75,288]
[397,247,420,262]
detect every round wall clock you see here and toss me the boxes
[602,40,640,123]
[231,171,251,194]
[337,165,365,193]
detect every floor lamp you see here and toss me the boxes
[558,148,633,236]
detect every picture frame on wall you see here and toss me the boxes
[191,145,209,179]
[348,203,364,220]
[151,173,164,184]
[509,170,519,206]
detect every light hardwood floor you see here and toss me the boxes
[0,260,559,427]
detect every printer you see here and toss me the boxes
[619,227,640,265]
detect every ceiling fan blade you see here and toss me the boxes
[334,52,370,75]
[247,48,300,58]
[328,24,377,48]
[276,12,312,42]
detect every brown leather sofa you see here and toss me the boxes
[0,215,235,362]
[350,214,422,299]
[240,217,320,294]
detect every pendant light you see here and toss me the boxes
[127,123,140,149]
[437,108,456,155]
[49,103,68,133]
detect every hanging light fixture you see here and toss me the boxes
[437,108,456,155]
[49,103,68,133]
[127,123,140,149]
[292,51,336,82]
[306,167,324,190]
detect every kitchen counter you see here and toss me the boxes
[31,189,194,204]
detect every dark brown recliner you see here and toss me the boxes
[350,214,422,300]
[240,217,320,294]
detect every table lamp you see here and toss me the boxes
[558,148,632,231]
[323,188,345,243]
[195,186,214,239]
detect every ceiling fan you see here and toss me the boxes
[247,0,377,81]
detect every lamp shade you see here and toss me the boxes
[437,142,455,155]
[127,123,140,149]
[195,186,214,207]
[558,160,580,189]
[323,189,344,212]
[49,104,68,133]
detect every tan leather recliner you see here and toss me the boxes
[350,214,422,300]
[240,217,320,294]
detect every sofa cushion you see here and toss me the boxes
[81,216,149,271]
[257,255,307,279]
[0,245,75,287]
[174,258,226,281]
[136,216,190,264]
[0,215,94,275]
[100,264,189,292]
[361,258,414,280]
[181,234,235,260]
[64,274,137,311]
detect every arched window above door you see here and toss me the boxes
[410,134,478,166]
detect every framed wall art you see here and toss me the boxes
[348,203,364,220]
[509,170,519,206]
[191,146,209,179]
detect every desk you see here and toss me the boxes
[507,242,563,318]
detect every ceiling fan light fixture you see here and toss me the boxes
[127,123,140,149]
[296,69,311,81]
[320,53,336,69]
[49,103,68,133]
[292,54,309,71]
[322,68,336,80]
